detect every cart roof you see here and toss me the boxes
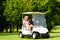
[22,12,46,14]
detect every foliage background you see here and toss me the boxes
[0,0,60,32]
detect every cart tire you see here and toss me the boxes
[46,34,50,38]
[19,32,24,38]
[32,33,38,39]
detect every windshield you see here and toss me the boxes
[33,15,47,27]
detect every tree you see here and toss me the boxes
[3,0,23,32]
[3,0,60,32]
[0,0,7,33]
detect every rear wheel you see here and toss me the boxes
[19,32,24,38]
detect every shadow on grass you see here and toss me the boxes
[50,36,60,38]
[50,32,60,33]
[23,36,50,39]
[21,37,50,40]
[0,33,18,36]
[50,32,60,38]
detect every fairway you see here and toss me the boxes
[0,29,60,40]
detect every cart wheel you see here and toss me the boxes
[19,32,24,38]
[46,34,50,38]
[32,33,38,39]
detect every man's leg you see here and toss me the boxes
[28,25,33,33]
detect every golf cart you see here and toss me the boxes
[19,12,50,39]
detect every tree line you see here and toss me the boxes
[0,0,60,33]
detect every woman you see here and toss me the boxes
[23,16,33,34]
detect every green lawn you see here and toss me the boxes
[0,29,60,40]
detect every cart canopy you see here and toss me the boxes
[22,12,46,15]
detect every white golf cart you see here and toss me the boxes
[19,12,50,39]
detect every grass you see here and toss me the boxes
[0,28,60,40]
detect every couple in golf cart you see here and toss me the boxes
[19,12,50,39]
[22,15,33,34]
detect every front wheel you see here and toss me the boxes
[32,33,38,39]
[46,34,50,38]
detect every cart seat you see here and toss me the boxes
[22,25,28,30]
